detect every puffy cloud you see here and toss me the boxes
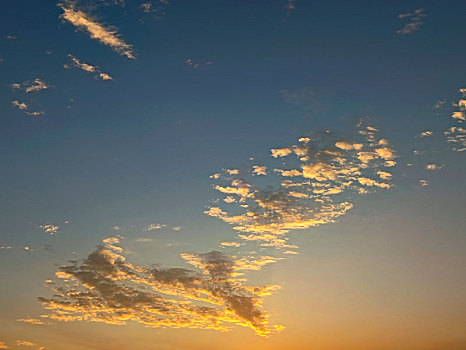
[206,122,396,248]
[445,89,466,151]
[397,9,426,35]
[39,240,281,336]
[59,1,135,59]
[65,54,113,80]
[25,79,50,93]
[40,224,59,235]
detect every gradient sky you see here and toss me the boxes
[0,1,465,349]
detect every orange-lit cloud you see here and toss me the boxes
[39,238,281,336]
[206,122,396,248]
[65,54,113,80]
[59,1,135,59]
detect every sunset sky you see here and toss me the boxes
[0,1,465,349]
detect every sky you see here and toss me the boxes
[0,0,465,349]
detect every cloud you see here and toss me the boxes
[15,341,35,347]
[11,100,28,110]
[185,58,213,71]
[397,9,426,35]
[65,54,113,80]
[206,122,396,248]
[26,111,45,116]
[426,163,443,171]
[17,318,45,325]
[252,166,267,176]
[59,1,135,59]
[144,223,166,231]
[285,0,296,16]
[172,226,182,231]
[445,89,466,151]
[419,179,429,187]
[420,131,433,137]
[0,341,8,349]
[25,79,50,93]
[39,239,281,336]
[40,224,59,235]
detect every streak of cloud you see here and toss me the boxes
[65,54,113,80]
[59,1,135,59]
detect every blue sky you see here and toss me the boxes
[0,1,465,349]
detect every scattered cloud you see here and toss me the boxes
[172,226,182,231]
[397,9,426,35]
[445,89,466,152]
[40,224,59,235]
[25,79,50,93]
[59,0,135,59]
[39,238,281,336]
[64,54,113,80]
[419,179,429,187]
[420,131,433,137]
[434,99,446,109]
[252,166,267,176]
[206,122,396,249]
[140,0,170,20]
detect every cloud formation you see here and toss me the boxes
[39,238,281,336]
[11,100,28,110]
[185,58,213,71]
[65,54,113,80]
[59,1,135,59]
[206,122,396,248]
[0,340,7,349]
[11,79,50,93]
[397,9,426,35]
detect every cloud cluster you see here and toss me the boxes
[64,54,113,80]
[185,58,213,71]
[39,238,281,336]
[206,122,396,248]
[397,9,426,35]
[445,88,466,152]
[11,79,50,93]
[59,0,135,59]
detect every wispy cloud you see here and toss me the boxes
[11,79,50,93]
[17,318,45,325]
[0,340,8,349]
[206,122,396,249]
[445,88,466,152]
[65,54,113,80]
[59,0,135,59]
[397,9,426,35]
[15,341,35,347]
[285,0,296,16]
[39,238,282,336]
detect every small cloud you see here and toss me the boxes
[144,223,166,231]
[220,241,243,248]
[135,238,153,242]
[24,246,33,252]
[434,99,446,109]
[65,54,113,81]
[0,340,8,349]
[6,35,16,40]
[426,163,443,171]
[26,111,45,116]
[419,179,429,187]
[252,165,267,176]
[285,0,296,16]
[420,131,433,137]
[113,225,121,231]
[17,318,45,325]
[397,9,426,35]
[11,100,28,110]
[25,79,50,93]
[185,58,213,71]
[40,224,59,235]
[15,340,35,347]
[172,226,182,231]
